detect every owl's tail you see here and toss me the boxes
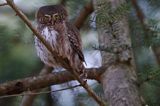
[70,54,87,81]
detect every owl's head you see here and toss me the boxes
[36,5,67,25]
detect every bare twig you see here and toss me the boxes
[0,3,7,6]
[6,0,105,105]
[0,84,81,99]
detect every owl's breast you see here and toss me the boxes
[42,27,58,44]
[34,27,60,67]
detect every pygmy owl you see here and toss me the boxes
[34,5,85,77]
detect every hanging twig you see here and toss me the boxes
[0,84,81,99]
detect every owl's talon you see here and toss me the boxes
[79,73,87,85]
[83,79,87,85]
[83,79,87,84]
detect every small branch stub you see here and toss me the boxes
[0,3,8,6]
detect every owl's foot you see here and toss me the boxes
[79,73,87,85]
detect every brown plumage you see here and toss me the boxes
[35,5,85,76]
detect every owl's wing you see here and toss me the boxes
[66,22,85,62]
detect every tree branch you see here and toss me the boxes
[131,0,149,42]
[0,67,106,96]
[21,1,94,105]
[0,3,7,6]
[6,0,105,105]
[74,1,93,29]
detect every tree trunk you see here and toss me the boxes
[93,0,142,106]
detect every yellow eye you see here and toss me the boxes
[44,14,51,21]
[52,13,58,17]
[52,13,60,20]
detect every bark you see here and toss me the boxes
[0,67,106,97]
[101,64,141,106]
[93,0,142,106]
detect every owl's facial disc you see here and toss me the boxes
[37,5,68,25]
[42,13,65,25]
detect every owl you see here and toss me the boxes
[34,5,86,77]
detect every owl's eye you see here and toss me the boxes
[44,14,51,22]
[52,13,60,21]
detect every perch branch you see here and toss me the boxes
[22,1,94,106]
[0,67,106,96]
[6,0,105,105]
